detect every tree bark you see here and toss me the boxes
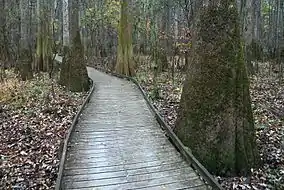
[115,0,135,76]
[59,0,89,92]
[19,0,33,80]
[62,0,69,47]
[174,1,260,176]
[35,0,54,72]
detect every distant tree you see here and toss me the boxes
[62,0,69,48]
[0,0,7,62]
[35,0,54,72]
[174,0,260,176]
[0,0,7,81]
[19,0,33,80]
[115,0,135,76]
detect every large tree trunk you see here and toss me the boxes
[174,1,260,176]
[243,0,254,74]
[59,0,89,92]
[115,0,135,76]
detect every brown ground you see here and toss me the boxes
[0,71,88,189]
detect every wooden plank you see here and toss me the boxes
[69,135,166,143]
[65,150,183,167]
[65,155,184,171]
[79,114,154,121]
[63,172,201,189]
[66,145,176,156]
[69,134,167,143]
[66,146,177,158]
[67,138,170,149]
[70,130,165,138]
[78,120,155,125]
[75,125,158,131]
[63,165,194,184]
[64,160,187,176]
[63,162,192,182]
[64,164,126,176]
[67,135,167,145]
[68,135,167,144]
[134,183,208,190]
[64,170,127,182]
[66,148,178,162]
[65,154,185,171]
[73,126,159,133]
[65,184,208,190]
[62,175,128,189]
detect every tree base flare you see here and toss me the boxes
[174,4,260,177]
[59,32,89,92]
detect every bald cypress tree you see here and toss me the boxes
[115,0,135,76]
[59,0,89,92]
[174,1,260,176]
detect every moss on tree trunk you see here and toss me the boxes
[174,3,260,176]
[59,46,69,86]
[115,0,135,77]
[59,31,89,92]
[36,20,53,72]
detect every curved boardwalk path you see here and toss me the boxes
[61,67,208,190]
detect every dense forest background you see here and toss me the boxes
[1,0,284,75]
[0,0,284,189]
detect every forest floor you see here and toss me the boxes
[0,70,88,189]
[134,59,284,190]
[2,60,282,189]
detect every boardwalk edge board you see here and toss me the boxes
[55,76,96,190]
[94,67,223,190]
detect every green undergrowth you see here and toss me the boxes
[0,69,83,109]
[1,71,50,108]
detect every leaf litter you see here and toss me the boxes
[0,71,88,189]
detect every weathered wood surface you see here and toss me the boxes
[61,67,208,189]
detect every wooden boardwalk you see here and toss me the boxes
[60,67,208,189]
